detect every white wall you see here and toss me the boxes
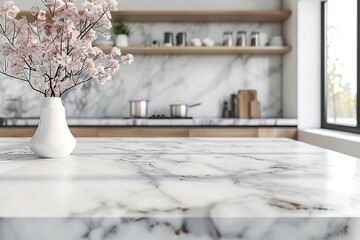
[0,0,281,10]
[297,0,322,129]
[282,0,297,118]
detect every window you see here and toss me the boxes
[321,0,359,133]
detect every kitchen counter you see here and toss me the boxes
[0,138,358,240]
[1,117,297,127]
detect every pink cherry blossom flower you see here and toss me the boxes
[121,54,134,64]
[0,1,19,20]
[37,10,47,21]
[102,32,112,40]
[0,0,133,97]
[111,47,121,56]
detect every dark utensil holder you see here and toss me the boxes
[176,32,187,46]
[230,94,237,118]
[164,32,174,46]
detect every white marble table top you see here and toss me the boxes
[0,138,358,218]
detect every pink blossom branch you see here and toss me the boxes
[24,69,46,96]
[0,71,27,82]
[59,75,93,97]
[0,0,130,98]
[0,24,15,47]
[78,6,111,40]
[0,70,46,96]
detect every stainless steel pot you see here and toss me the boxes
[170,103,201,118]
[130,100,149,118]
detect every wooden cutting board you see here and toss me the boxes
[250,92,261,118]
[237,90,254,118]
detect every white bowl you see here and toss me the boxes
[269,36,284,46]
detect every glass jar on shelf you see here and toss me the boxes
[250,31,260,47]
[236,31,247,47]
[223,31,233,47]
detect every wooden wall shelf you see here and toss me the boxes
[99,46,291,55]
[18,10,291,23]
[111,10,291,23]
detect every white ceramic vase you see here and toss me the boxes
[30,97,76,158]
[116,34,129,47]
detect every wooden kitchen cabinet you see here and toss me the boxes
[0,128,95,138]
[96,127,297,139]
[188,128,258,137]
[69,128,99,138]
[258,127,298,139]
[189,127,297,139]
[97,128,189,138]
[0,127,297,139]
[0,128,36,137]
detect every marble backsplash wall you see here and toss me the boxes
[0,22,282,118]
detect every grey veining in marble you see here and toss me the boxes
[0,22,283,118]
[1,117,297,126]
[0,138,359,239]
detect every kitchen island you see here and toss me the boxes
[0,118,298,138]
[0,138,359,240]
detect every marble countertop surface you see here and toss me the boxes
[1,137,359,240]
[1,118,297,127]
[0,137,358,218]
